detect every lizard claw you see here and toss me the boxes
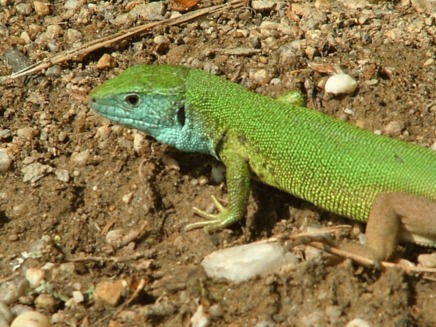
[184,196,232,232]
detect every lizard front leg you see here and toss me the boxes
[184,148,251,233]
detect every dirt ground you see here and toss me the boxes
[1,0,436,326]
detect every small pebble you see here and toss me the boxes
[94,280,126,307]
[0,149,12,172]
[383,120,405,136]
[58,263,76,275]
[21,162,53,182]
[17,127,37,139]
[0,279,29,304]
[346,318,372,327]
[0,129,11,139]
[305,46,319,60]
[15,3,32,15]
[3,49,29,73]
[27,236,53,257]
[96,54,115,69]
[25,268,45,288]
[417,253,436,268]
[34,294,58,312]
[45,65,61,77]
[45,25,62,39]
[58,131,67,142]
[10,310,51,327]
[70,150,90,167]
[12,203,29,217]
[250,69,272,84]
[64,0,79,10]
[72,291,84,303]
[325,74,357,95]
[365,79,379,86]
[198,176,208,186]
[133,132,145,153]
[54,169,70,182]
[127,2,165,21]
[162,154,180,171]
[33,1,50,16]
[8,233,19,242]
[190,305,210,327]
[210,165,225,184]
[153,35,167,45]
[208,304,223,318]
[251,0,278,11]
[122,192,133,204]
[96,125,111,140]
[423,58,434,66]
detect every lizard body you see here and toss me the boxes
[89,65,436,260]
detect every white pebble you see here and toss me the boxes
[10,311,51,327]
[190,305,210,327]
[250,69,272,84]
[0,279,29,304]
[153,35,167,44]
[45,25,62,39]
[20,31,32,44]
[105,229,124,247]
[210,165,225,184]
[72,291,84,303]
[15,3,32,15]
[70,150,90,167]
[201,242,299,283]
[162,154,180,171]
[325,74,357,95]
[0,149,12,172]
[34,294,57,313]
[66,29,82,43]
[127,2,165,21]
[95,125,110,140]
[383,120,405,136]
[133,132,145,153]
[251,0,278,11]
[25,268,45,288]
[64,0,79,10]
[122,192,133,204]
[346,318,372,327]
[17,127,37,139]
[417,253,436,268]
[54,169,70,182]
[21,162,53,183]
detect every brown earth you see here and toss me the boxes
[1,0,436,326]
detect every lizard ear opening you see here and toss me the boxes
[176,105,186,126]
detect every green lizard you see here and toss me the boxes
[89,64,436,261]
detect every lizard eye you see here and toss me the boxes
[124,94,140,107]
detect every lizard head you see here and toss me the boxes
[89,64,191,149]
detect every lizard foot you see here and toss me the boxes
[184,196,235,232]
